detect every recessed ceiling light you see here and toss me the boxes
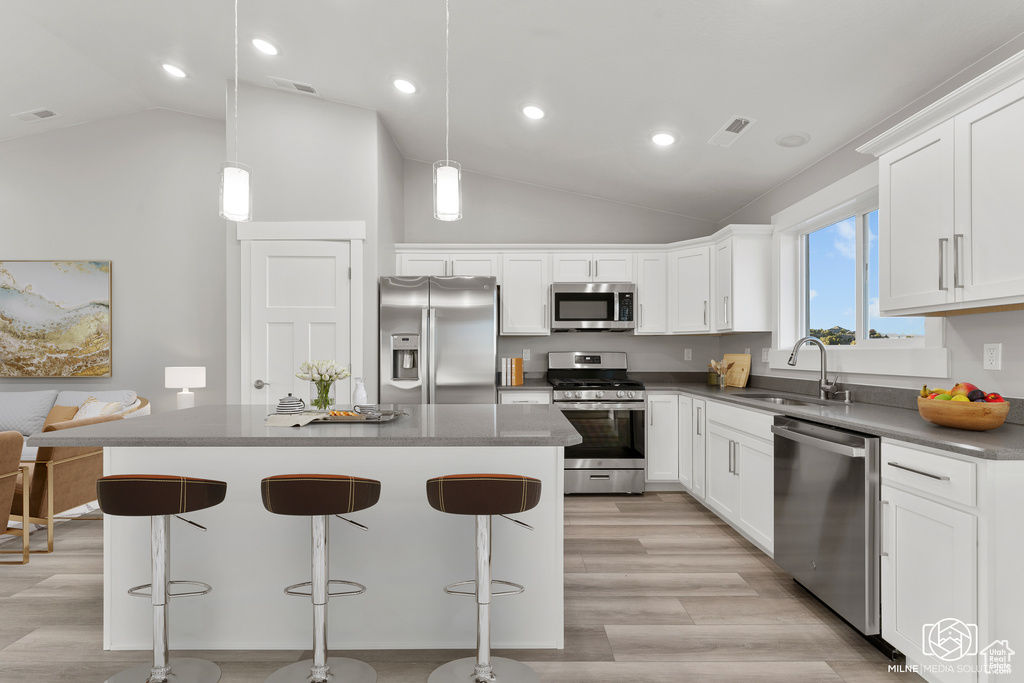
[522,105,545,120]
[162,64,187,78]
[251,38,279,56]
[651,132,675,146]
[776,132,810,148]
[393,79,417,94]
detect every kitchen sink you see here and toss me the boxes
[741,394,830,407]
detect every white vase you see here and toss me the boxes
[353,377,368,405]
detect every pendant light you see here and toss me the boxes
[433,0,462,221]
[219,0,252,222]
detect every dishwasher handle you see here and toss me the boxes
[771,424,866,459]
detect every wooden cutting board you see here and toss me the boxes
[723,353,751,387]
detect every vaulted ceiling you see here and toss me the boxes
[5,1,1024,223]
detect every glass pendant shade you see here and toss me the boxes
[433,160,462,221]
[219,162,252,221]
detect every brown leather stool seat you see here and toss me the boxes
[259,473,381,683]
[426,473,541,516]
[260,474,380,516]
[97,474,227,517]
[425,473,542,683]
[95,474,226,683]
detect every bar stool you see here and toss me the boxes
[95,474,227,683]
[425,473,542,683]
[260,474,381,683]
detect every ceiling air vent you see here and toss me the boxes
[269,77,319,96]
[11,108,61,123]
[708,115,757,148]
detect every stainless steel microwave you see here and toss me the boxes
[549,283,636,332]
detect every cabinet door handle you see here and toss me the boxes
[588,260,592,278]
[543,303,547,331]
[887,461,950,481]
[938,238,948,291]
[723,296,729,324]
[733,441,739,476]
[727,441,734,473]
[696,407,702,436]
[954,234,964,289]
[639,303,644,328]
[703,300,707,326]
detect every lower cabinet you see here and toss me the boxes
[498,390,551,404]
[646,393,679,482]
[690,398,706,500]
[704,401,775,555]
[881,484,977,683]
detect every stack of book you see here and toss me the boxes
[500,357,524,386]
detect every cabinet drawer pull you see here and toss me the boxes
[887,461,950,481]
[589,474,610,480]
[938,238,948,291]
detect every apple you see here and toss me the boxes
[951,382,980,397]
[928,393,939,399]
[985,392,1005,403]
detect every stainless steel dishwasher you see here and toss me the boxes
[772,416,881,636]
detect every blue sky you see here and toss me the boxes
[807,211,925,338]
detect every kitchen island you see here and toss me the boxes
[27,404,580,651]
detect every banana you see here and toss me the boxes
[920,384,930,398]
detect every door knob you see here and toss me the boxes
[253,379,270,389]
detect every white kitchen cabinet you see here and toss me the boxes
[676,394,694,489]
[690,398,706,501]
[500,253,550,336]
[704,400,775,554]
[877,121,957,313]
[863,59,1024,316]
[398,252,501,281]
[498,390,551,404]
[711,228,772,333]
[667,245,710,333]
[635,253,667,334]
[645,393,679,482]
[881,484,977,683]
[552,252,633,283]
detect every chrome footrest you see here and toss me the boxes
[284,579,366,598]
[443,579,525,597]
[126,580,213,599]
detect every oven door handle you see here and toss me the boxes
[555,402,646,411]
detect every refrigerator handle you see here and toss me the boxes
[428,307,438,403]
[421,307,430,404]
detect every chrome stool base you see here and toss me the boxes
[265,657,376,683]
[105,657,221,683]
[427,656,538,683]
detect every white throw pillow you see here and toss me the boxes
[0,390,59,436]
[56,390,137,413]
[74,396,124,420]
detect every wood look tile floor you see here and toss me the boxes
[0,492,925,682]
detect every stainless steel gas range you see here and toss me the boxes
[548,352,646,494]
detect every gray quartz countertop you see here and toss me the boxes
[497,378,552,391]
[646,382,1024,461]
[26,404,583,449]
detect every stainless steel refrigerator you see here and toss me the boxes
[379,276,498,404]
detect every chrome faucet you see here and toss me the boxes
[788,336,837,400]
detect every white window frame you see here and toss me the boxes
[771,163,950,379]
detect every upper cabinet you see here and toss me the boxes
[667,245,710,333]
[552,252,633,282]
[635,253,667,335]
[711,228,772,333]
[397,252,500,281]
[501,253,551,336]
[859,52,1024,316]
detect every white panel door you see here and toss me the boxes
[668,246,710,333]
[593,253,634,282]
[955,78,1024,303]
[646,394,679,482]
[248,241,352,409]
[736,436,774,553]
[691,399,706,500]
[552,253,593,282]
[501,253,550,335]
[677,394,693,489]
[713,239,734,331]
[705,424,739,519]
[398,253,448,276]
[450,253,501,281]
[636,253,667,334]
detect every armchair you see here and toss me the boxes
[10,407,139,554]
[1,431,29,564]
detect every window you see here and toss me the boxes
[804,209,925,345]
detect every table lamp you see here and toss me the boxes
[165,366,206,410]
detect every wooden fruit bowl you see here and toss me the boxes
[917,396,1009,431]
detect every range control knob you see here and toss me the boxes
[617,390,625,398]
[563,391,573,398]
[596,391,605,399]
[627,391,636,399]
[575,391,583,399]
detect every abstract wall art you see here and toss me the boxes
[0,260,111,377]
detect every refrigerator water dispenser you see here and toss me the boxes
[391,334,419,380]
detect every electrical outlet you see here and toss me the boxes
[983,343,1001,370]
[762,348,770,363]
[684,349,692,361]
[522,349,531,361]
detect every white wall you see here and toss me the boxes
[0,109,227,412]
[404,159,714,244]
